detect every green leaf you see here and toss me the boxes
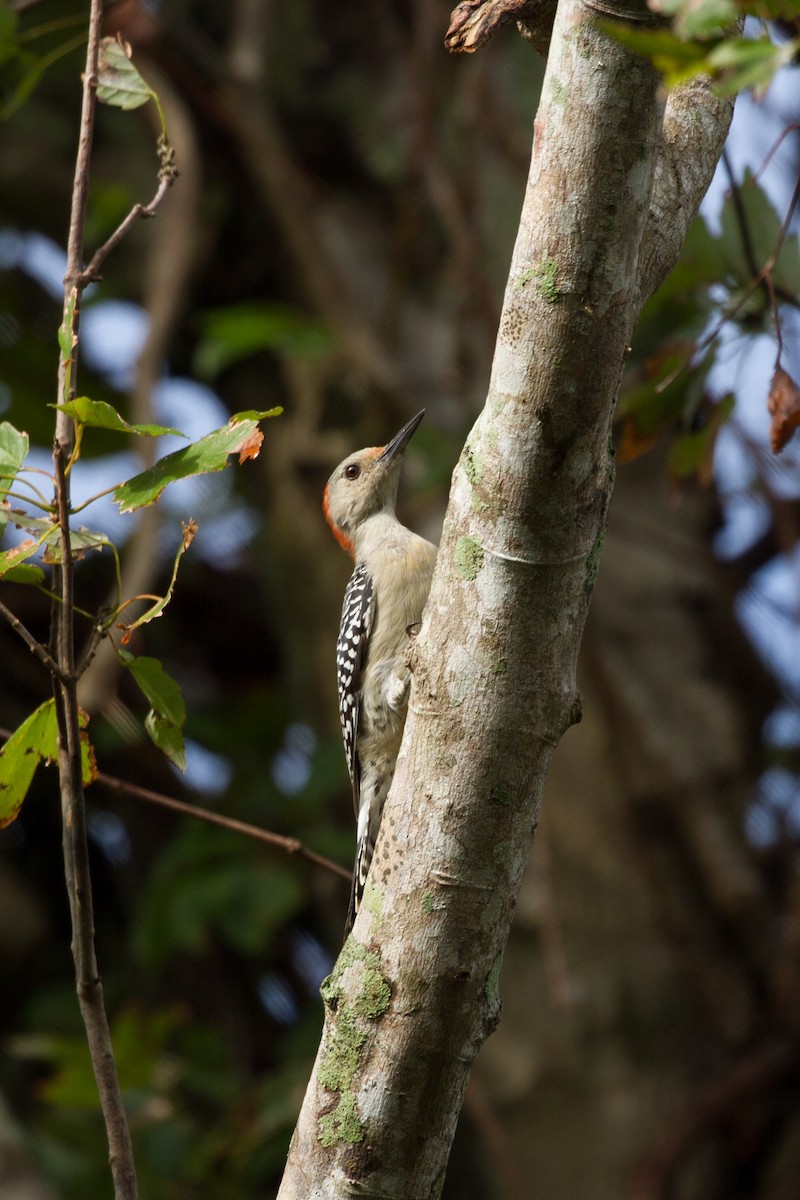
[121,651,188,770]
[3,563,46,585]
[3,507,112,562]
[55,397,184,439]
[57,292,75,359]
[707,35,798,97]
[0,700,55,826]
[58,290,77,402]
[123,654,186,727]
[0,422,29,486]
[0,421,29,536]
[2,509,55,536]
[0,536,46,578]
[598,21,712,81]
[602,15,798,95]
[113,409,282,512]
[145,710,186,772]
[41,525,112,564]
[96,35,153,111]
[0,700,95,822]
[194,303,333,378]
[671,0,737,40]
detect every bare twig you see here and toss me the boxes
[722,150,796,323]
[95,771,352,884]
[0,717,350,883]
[74,609,111,680]
[722,149,760,279]
[0,599,69,684]
[81,170,176,284]
[753,122,800,184]
[656,167,800,394]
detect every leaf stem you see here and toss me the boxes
[2,490,53,513]
[1,474,54,509]
[70,481,125,513]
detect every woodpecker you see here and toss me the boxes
[324,410,437,934]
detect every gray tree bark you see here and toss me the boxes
[277,0,734,1195]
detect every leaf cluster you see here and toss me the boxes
[604,0,800,96]
[0,401,281,818]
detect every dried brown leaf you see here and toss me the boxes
[767,366,800,454]
[181,518,198,549]
[238,430,263,463]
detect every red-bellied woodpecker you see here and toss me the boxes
[324,410,437,934]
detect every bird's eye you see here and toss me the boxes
[344,463,361,480]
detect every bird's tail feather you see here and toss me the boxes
[344,833,374,937]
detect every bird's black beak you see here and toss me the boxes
[377,410,425,465]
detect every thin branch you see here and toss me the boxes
[0,599,69,684]
[0,716,351,884]
[95,770,352,884]
[74,610,111,680]
[766,166,800,282]
[753,122,800,184]
[722,149,760,279]
[657,168,800,394]
[764,267,783,366]
[51,2,139,1197]
[81,171,176,285]
[722,151,796,318]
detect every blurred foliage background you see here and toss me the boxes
[1,2,800,1198]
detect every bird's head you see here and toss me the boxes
[323,410,425,558]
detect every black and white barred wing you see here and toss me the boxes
[337,563,375,813]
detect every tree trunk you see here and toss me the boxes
[278,1,734,1195]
